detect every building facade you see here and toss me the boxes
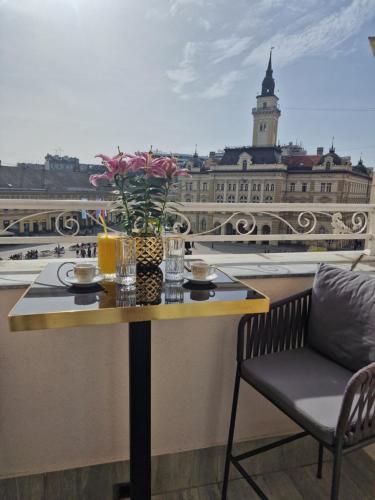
[177,52,372,239]
[0,155,113,235]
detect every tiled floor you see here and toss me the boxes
[152,451,375,500]
[1,449,373,499]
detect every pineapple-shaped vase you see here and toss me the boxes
[136,266,163,305]
[134,236,164,268]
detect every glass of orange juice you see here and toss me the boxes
[98,232,119,279]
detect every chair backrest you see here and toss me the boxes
[237,289,311,361]
[308,263,375,372]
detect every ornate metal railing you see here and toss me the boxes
[0,199,374,253]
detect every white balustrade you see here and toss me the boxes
[0,199,374,253]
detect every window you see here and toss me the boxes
[321,183,326,192]
[265,196,273,203]
[221,183,224,191]
[270,184,274,191]
[216,194,223,202]
[257,184,261,191]
[228,183,231,191]
[227,194,235,203]
[326,183,331,193]
[253,184,256,191]
[252,195,260,203]
[201,219,207,231]
[216,183,220,191]
[326,162,331,169]
[239,195,247,203]
[202,182,207,191]
[185,197,191,202]
[265,184,269,191]
[3,220,10,228]
[302,183,307,192]
[242,160,247,170]
[233,184,236,191]
[290,183,295,192]
[263,102,267,108]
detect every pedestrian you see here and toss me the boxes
[87,246,92,258]
[80,247,86,258]
[93,244,97,258]
[76,248,79,258]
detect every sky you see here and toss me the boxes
[0,0,374,166]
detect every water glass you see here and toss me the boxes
[116,284,137,307]
[165,280,184,304]
[165,237,185,281]
[116,237,137,286]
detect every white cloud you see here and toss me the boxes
[169,0,206,16]
[200,70,242,99]
[166,0,375,100]
[211,36,252,64]
[166,41,200,95]
[166,67,196,95]
[243,0,375,68]
[166,36,251,97]
[198,17,211,30]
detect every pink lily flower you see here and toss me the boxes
[89,172,112,187]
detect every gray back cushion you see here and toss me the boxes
[308,263,375,372]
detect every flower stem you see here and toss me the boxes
[157,182,170,234]
[115,175,132,234]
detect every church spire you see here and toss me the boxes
[261,47,275,96]
[267,49,272,72]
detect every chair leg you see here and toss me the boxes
[330,446,343,500]
[317,442,323,479]
[222,367,241,500]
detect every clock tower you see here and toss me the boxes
[252,50,281,147]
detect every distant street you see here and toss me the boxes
[0,240,307,261]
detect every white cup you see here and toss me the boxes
[68,263,99,283]
[191,261,214,280]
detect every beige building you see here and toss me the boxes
[177,53,372,239]
[0,155,114,235]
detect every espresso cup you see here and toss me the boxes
[191,262,214,280]
[190,289,215,301]
[68,263,98,283]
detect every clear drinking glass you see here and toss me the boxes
[165,236,184,281]
[115,236,137,286]
[165,280,184,303]
[116,284,137,307]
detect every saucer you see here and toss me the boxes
[184,272,218,284]
[64,274,104,288]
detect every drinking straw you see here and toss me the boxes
[99,212,108,235]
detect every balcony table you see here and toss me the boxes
[8,262,269,500]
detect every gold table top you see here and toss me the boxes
[8,263,269,332]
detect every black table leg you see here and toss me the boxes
[129,320,151,499]
[115,321,151,500]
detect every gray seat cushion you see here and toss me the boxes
[241,347,354,444]
[308,263,375,372]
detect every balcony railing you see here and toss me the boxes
[0,199,374,253]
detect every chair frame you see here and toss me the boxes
[222,289,375,500]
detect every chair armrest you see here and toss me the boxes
[336,362,375,447]
[237,288,312,362]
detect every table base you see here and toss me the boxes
[114,320,151,500]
